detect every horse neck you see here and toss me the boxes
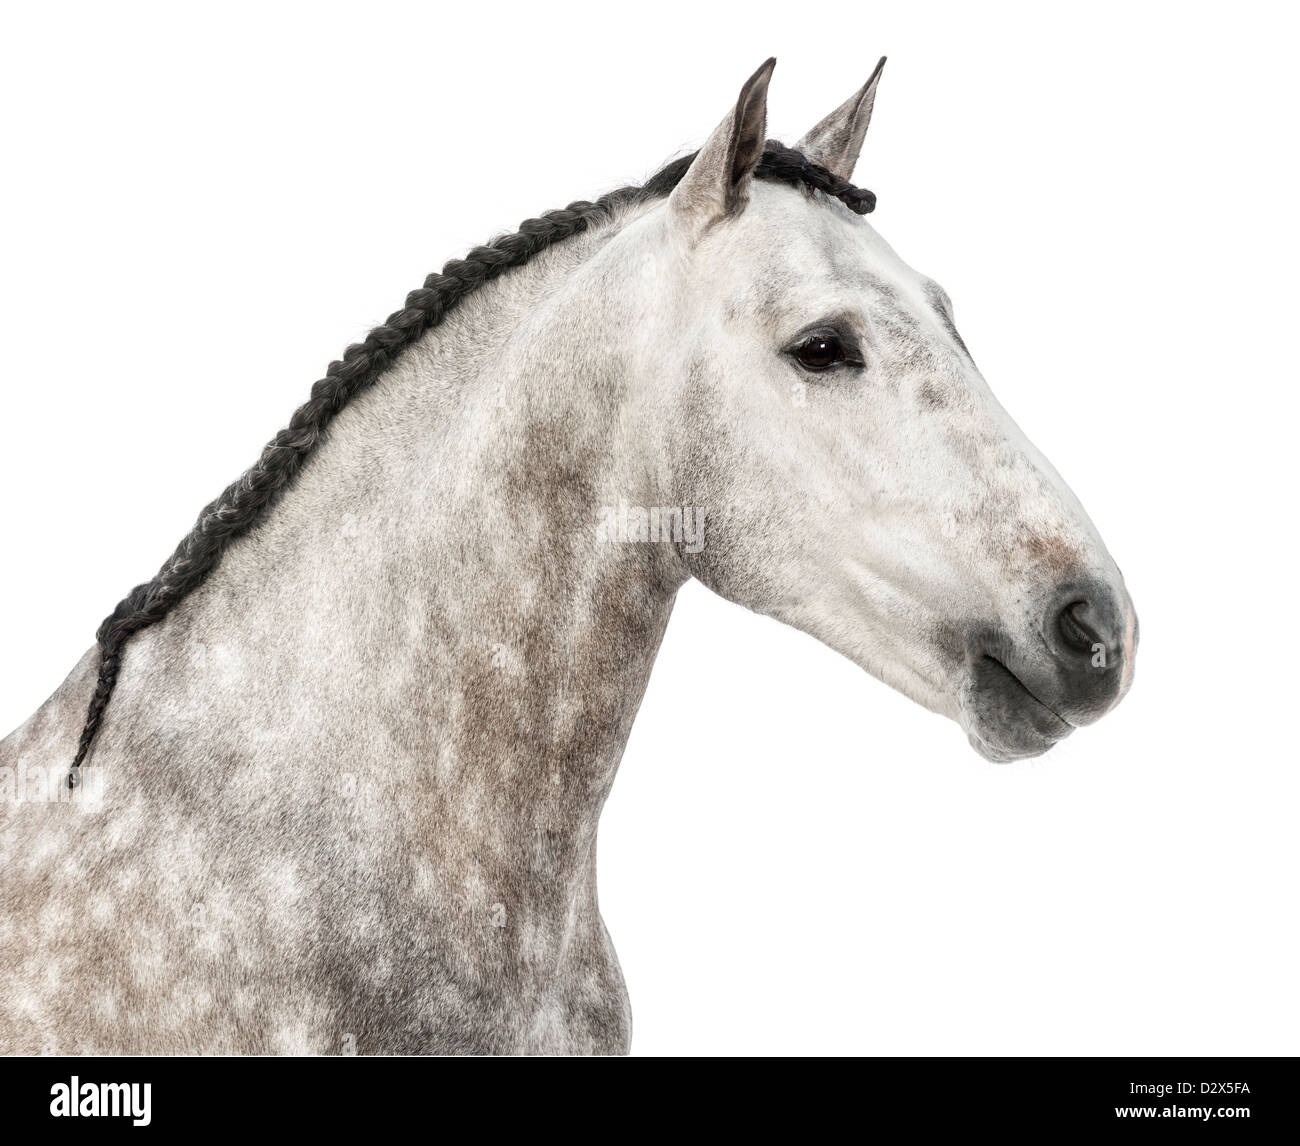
[109,201,687,853]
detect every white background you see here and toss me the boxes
[1,2,1296,1055]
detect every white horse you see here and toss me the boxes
[0,58,1136,1054]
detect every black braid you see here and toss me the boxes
[66,145,875,786]
[755,142,877,215]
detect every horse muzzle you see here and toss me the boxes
[959,576,1138,762]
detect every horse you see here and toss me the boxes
[0,57,1136,1054]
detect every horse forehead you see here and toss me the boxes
[731,185,920,303]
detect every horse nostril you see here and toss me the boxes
[1039,582,1135,718]
[1056,600,1102,656]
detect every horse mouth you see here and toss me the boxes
[961,655,1075,763]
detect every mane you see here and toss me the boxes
[66,143,876,786]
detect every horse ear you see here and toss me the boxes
[668,58,775,226]
[795,56,886,181]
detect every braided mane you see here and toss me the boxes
[67,143,875,785]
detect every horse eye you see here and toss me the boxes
[793,335,844,371]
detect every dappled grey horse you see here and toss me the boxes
[0,58,1136,1054]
